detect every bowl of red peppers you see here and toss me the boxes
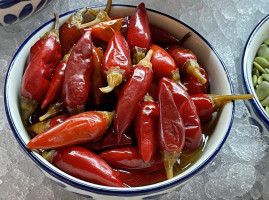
[4,1,253,199]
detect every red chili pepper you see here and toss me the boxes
[114,169,167,187]
[85,19,122,42]
[127,3,151,50]
[51,146,125,187]
[161,78,202,152]
[81,127,133,151]
[20,14,62,124]
[59,8,88,55]
[150,25,192,46]
[62,30,93,115]
[127,3,151,64]
[41,52,70,109]
[166,45,207,84]
[99,31,132,93]
[27,111,113,150]
[147,80,159,101]
[99,146,164,172]
[182,66,209,95]
[150,44,186,90]
[191,94,253,123]
[114,50,153,142]
[90,46,105,106]
[28,38,46,61]
[158,77,185,179]
[134,101,159,163]
[50,113,69,127]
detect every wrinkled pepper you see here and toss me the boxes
[99,146,164,172]
[51,146,126,187]
[114,50,153,142]
[100,31,132,93]
[62,30,93,115]
[135,100,159,163]
[20,14,62,124]
[158,77,185,179]
[191,94,253,123]
[127,3,151,63]
[27,111,113,150]
[166,45,207,84]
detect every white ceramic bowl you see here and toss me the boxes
[0,0,53,26]
[242,14,269,133]
[4,4,234,199]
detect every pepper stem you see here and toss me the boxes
[171,69,188,90]
[209,94,253,109]
[162,150,181,179]
[39,101,65,121]
[105,0,112,14]
[137,49,153,69]
[132,46,147,64]
[97,111,115,128]
[100,67,125,93]
[78,9,111,30]
[178,32,192,46]
[20,96,38,127]
[27,119,51,135]
[42,150,56,162]
[184,59,207,84]
[143,93,155,102]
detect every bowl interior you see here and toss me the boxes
[242,14,269,125]
[5,4,233,195]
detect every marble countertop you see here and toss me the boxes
[1,0,269,199]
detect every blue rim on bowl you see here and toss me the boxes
[242,14,269,132]
[4,4,234,197]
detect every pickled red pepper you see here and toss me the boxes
[100,31,132,93]
[99,146,164,172]
[191,94,254,123]
[20,14,62,124]
[113,50,153,142]
[127,3,151,63]
[135,101,159,162]
[27,111,113,150]
[166,45,207,84]
[62,30,93,115]
[51,146,126,187]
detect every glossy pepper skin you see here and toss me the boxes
[182,67,208,95]
[88,18,123,42]
[166,45,207,84]
[90,46,105,106]
[191,94,254,123]
[41,53,70,109]
[115,169,167,187]
[51,146,125,187]
[20,14,62,124]
[150,44,179,81]
[161,78,202,152]
[135,101,159,163]
[62,30,93,115]
[150,24,181,45]
[59,8,87,55]
[127,3,151,51]
[114,50,153,142]
[27,111,113,150]
[81,127,133,151]
[100,31,132,93]
[99,146,164,172]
